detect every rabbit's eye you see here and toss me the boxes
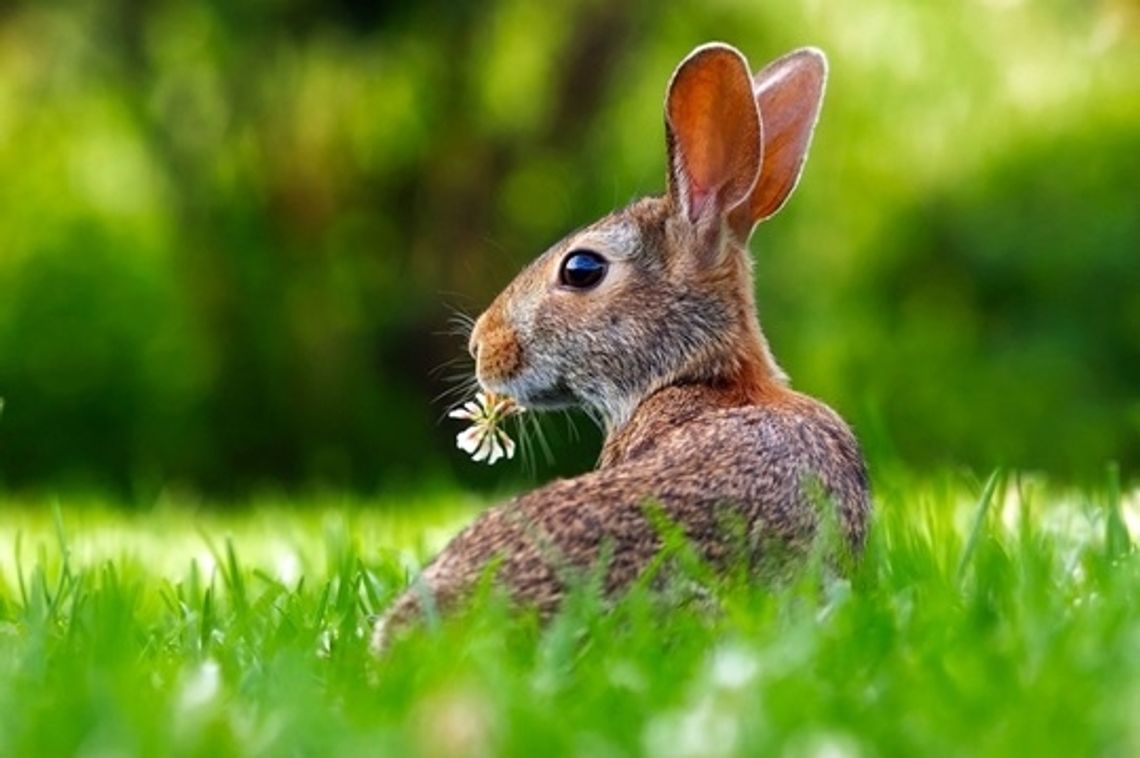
[559,250,608,290]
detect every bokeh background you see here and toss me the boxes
[0,0,1137,498]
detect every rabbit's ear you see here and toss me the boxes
[665,44,762,232]
[731,48,826,233]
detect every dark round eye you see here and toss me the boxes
[559,249,608,290]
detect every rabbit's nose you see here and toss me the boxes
[468,315,484,359]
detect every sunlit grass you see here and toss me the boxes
[1,471,1138,755]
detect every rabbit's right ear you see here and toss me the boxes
[665,44,763,241]
[730,48,827,234]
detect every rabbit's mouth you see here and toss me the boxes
[486,373,577,411]
[522,380,576,409]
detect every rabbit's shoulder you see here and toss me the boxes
[613,390,869,534]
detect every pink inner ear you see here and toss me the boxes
[746,50,826,225]
[687,181,713,223]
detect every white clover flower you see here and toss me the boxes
[449,392,523,465]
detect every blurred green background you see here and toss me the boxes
[0,0,1137,497]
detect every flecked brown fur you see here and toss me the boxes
[372,44,869,652]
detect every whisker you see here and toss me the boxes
[446,314,476,329]
[432,375,480,422]
[428,307,478,419]
[431,369,476,396]
[428,357,470,378]
[527,412,556,466]
[436,379,478,405]
[514,415,538,478]
[579,405,605,433]
[430,303,478,344]
[561,409,581,443]
[432,384,474,410]
[433,327,474,340]
[437,368,476,385]
[443,305,476,328]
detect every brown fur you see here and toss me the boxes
[470,305,520,383]
[372,44,869,652]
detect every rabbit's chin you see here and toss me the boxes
[481,373,578,412]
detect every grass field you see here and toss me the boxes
[1,470,1138,757]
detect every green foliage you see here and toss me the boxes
[854,126,1140,472]
[1,473,1139,754]
[0,0,1137,491]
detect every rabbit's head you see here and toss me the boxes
[468,44,826,431]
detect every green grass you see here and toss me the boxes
[1,471,1138,756]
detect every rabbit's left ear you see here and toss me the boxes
[665,44,762,235]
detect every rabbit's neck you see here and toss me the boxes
[597,355,789,469]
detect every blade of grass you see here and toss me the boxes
[14,531,28,609]
[48,501,75,621]
[225,538,248,616]
[957,469,1003,585]
[1105,462,1131,560]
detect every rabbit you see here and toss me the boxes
[372,43,870,653]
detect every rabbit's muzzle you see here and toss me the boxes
[469,307,522,387]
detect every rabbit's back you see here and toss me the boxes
[627,387,867,539]
[393,386,868,627]
[597,385,869,557]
